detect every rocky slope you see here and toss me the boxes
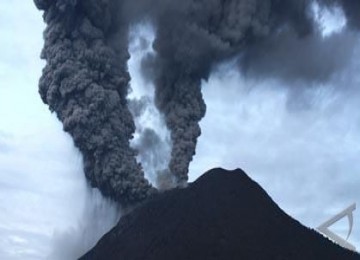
[80,168,360,260]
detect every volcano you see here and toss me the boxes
[80,168,359,260]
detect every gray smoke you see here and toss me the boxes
[138,0,282,185]
[35,0,360,205]
[136,0,359,186]
[240,29,358,84]
[34,0,155,206]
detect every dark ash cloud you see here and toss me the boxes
[34,0,155,206]
[239,29,358,84]
[34,0,360,206]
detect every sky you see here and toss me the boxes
[0,1,359,259]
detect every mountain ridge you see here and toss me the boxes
[80,168,360,260]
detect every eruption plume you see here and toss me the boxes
[34,0,155,206]
[35,0,360,205]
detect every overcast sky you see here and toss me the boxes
[0,1,359,260]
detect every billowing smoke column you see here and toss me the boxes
[135,0,360,185]
[35,0,360,205]
[34,0,155,206]
[131,0,307,186]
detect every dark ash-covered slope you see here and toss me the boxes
[80,168,360,260]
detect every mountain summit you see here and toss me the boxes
[80,168,359,260]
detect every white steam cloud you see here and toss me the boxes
[48,188,120,260]
[127,22,173,189]
[0,117,120,260]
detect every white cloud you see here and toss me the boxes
[312,1,347,36]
